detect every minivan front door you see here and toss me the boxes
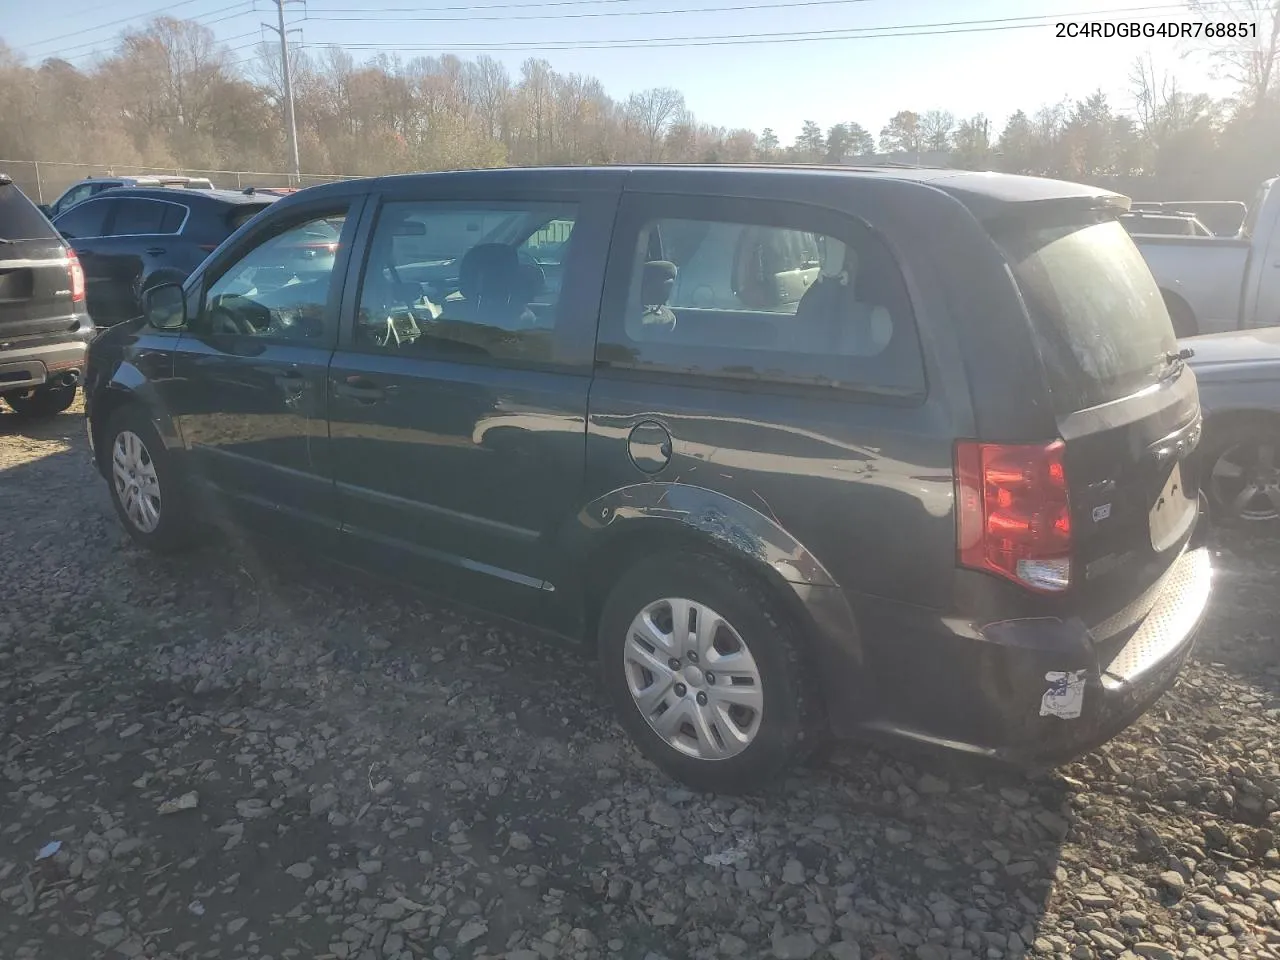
[326,183,619,625]
[163,198,363,545]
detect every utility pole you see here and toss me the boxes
[264,0,302,185]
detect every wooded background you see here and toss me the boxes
[2,0,1279,202]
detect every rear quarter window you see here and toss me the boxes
[0,182,59,242]
[598,208,926,397]
[991,217,1177,416]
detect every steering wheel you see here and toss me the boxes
[516,249,547,298]
[208,304,255,336]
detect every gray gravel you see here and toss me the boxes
[2,400,1279,960]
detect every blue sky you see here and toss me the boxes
[2,0,1231,141]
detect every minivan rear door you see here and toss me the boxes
[990,214,1201,630]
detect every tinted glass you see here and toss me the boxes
[159,202,187,234]
[200,213,346,341]
[112,198,170,235]
[354,200,578,362]
[598,214,925,394]
[54,198,110,239]
[0,182,59,242]
[227,203,272,233]
[992,218,1177,416]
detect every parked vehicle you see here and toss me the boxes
[0,172,93,418]
[52,187,277,325]
[1184,327,1280,526]
[85,165,1212,792]
[1130,200,1247,237]
[1121,211,1212,237]
[1132,177,1280,337]
[40,175,215,220]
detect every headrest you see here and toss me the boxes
[641,260,677,306]
[818,237,858,285]
[459,243,520,301]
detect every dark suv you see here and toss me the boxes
[52,187,277,325]
[0,173,92,419]
[84,166,1212,792]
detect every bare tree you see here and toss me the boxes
[1188,0,1280,115]
[626,87,684,161]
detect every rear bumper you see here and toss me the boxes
[0,338,88,393]
[828,496,1213,765]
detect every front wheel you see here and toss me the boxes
[105,406,197,552]
[5,384,77,418]
[1205,422,1280,527]
[597,551,823,793]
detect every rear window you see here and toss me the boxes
[992,217,1177,416]
[0,182,59,242]
[227,203,272,233]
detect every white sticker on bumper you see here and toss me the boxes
[1039,669,1086,720]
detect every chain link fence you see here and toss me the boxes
[0,159,353,205]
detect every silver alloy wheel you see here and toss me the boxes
[624,597,764,761]
[111,429,163,534]
[1211,439,1280,521]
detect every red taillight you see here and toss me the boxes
[955,439,1072,593]
[66,250,86,303]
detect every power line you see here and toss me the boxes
[297,2,1199,53]
[20,0,247,53]
[53,9,262,63]
[303,0,887,23]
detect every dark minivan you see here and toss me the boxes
[84,166,1212,792]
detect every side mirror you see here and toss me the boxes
[143,282,187,330]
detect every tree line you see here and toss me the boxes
[1,0,1278,200]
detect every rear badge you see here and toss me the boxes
[1039,670,1086,720]
[1092,503,1112,522]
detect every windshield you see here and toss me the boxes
[992,217,1177,416]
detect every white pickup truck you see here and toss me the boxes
[1132,178,1280,337]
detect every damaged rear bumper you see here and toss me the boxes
[832,496,1213,766]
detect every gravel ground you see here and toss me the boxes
[1,399,1278,960]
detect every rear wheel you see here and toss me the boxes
[597,551,822,793]
[104,406,196,552]
[1205,421,1280,527]
[5,384,77,419]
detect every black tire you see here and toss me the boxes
[597,551,823,794]
[6,384,77,419]
[1203,420,1280,528]
[103,405,197,552]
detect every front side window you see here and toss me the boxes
[599,212,925,395]
[354,200,578,362]
[196,212,346,341]
[54,198,111,239]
